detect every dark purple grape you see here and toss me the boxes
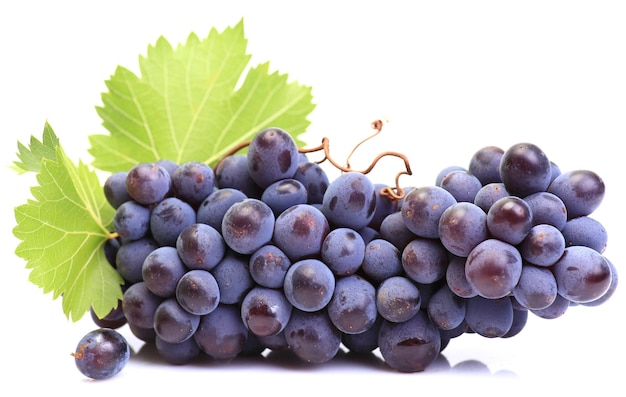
[512,264,558,310]
[153,298,200,344]
[90,300,126,329]
[321,171,377,230]
[292,161,330,204]
[379,211,417,250]
[142,246,187,298]
[215,154,263,198]
[465,239,523,299]
[247,127,300,189]
[439,170,483,203]
[194,304,249,360]
[125,162,172,205]
[150,197,197,247]
[328,274,377,334]
[362,238,403,284]
[248,245,292,288]
[551,245,612,303]
[548,170,605,219]
[175,269,220,315]
[211,251,254,305]
[283,258,335,312]
[468,145,504,185]
[122,281,163,329]
[321,227,365,276]
[155,335,201,365]
[438,201,489,257]
[73,328,130,380]
[401,237,448,285]
[517,224,566,267]
[375,276,421,323]
[221,198,275,255]
[196,187,247,232]
[560,216,608,253]
[115,237,159,283]
[284,309,342,364]
[378,311,441,372]
[261,178,308,216]
[465,295,514,338]
[400,186,457,238]
[473,182,510,213]
[426,284,466,331]
[103,171,132,209]
[446,255,478,298]
[241,286,292,337]
[113,200,151,242]
[499,142,552,197]
[176,223,226,271]
[171,161,215,207]
[273,203,330,261]
[522,191,568,229]
[486,196,533,245]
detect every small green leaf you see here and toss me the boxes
[13,137,122,322]
[88,18,315,172]
[11,121,60,174]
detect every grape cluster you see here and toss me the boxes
[93,128,616,374]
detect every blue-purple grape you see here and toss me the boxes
[247,127,300,189]
[155,335,201,365]
[113,200,151,242]
[221,198,275,255]
[551,245,612,303]
[273,203,330,261]
[196,187,247,232]
[499,142,552,197]
[292,161,330,204]
[116,237,159,283]
[375,276,421,323]
[175,269,220,315]
[122,281,163,329]
[103,171,132,209]
[284,309,342,364]
[465,295,514,338]
[486,196,533,245]
[401,185,457,238]
[439,170,483,203]
[321,171,377,230]
[321,227,365,276]
[194,304,249,360]
[517,224,565,266]
[176,223,226,271]
[560,216,608,253]
[465,239,523,299]
[438,201,489,257]
[522,191,568,229]
[467,145,504,185]
[171,161,215,207]
[328,274,377,334]
[211,251,254,305]
[362,238,403,284]
[240,286,293,337]
[426,284,466,331]
[153,298,200,344]
[150,197,197,247]
[401,237,448,285]
[126,162,172,205]
[248,244,291,289]
[73,328,130,380]
[142,246,188,298]
[283,258,335,312]
[547,170,605,219]
[261,178,308,216]
[214,154,262,198]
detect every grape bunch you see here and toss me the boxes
[91,127,616,375]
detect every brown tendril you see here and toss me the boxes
[213,120,412,201]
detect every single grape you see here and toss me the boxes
[465,295,514,338]
[375,276,421,323]
[378,311,441,373]
[465,239,523,299]
[175,269,220,315]
[551,245,612,303]
[486,196,533,245]
[247,127,300,189]
[321,171,377,230]
[221,198,275,255]
[153,298,200,344]
[283,258,335,312]
[150,197,197,247]
[499,142,552,197]
[517,224,565,266]
[512,264,558,310]
[401,237,448,285]
[439,170,483,203]
[292,161,330,204]
[401,185,457,238]
[369,183,399,229]
[248,244,292,288]
[321,227,366,276]
[426,284,466,331]
[446,255,478,298]
[547,170,605,219]
[211,251,255,304]
[103,171,132,209]
[560,216,608,253]
[176,223,226,271]
[240,286,293,337]
[435,165,467,187]
[438,201,489,257]
[113,200,151,242]
[284,309,342,364]
[142,246,188,298]
[122,281,163,329]
[116,237,159,283]
[273,203,330,261]
[473,182,510,213]
[328,274,377,334]
[171,161,215,207]
[214,154,263,198]
[73,328,130,380]
[125,162,172,205]
[522,191,568,229]
[261,178,308,216]
[341,315,383,354]
[467,145,504,185]
[362,238,404,284]
[379,211,417,250]
[90,300,126,329]
[194,304,249,360]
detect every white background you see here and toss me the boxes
[1,1,624,395]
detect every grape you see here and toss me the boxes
[517,224,565,266]
[153,298,200,343]
[176,223,226,271]
[486,196,533,245]
[547,170,605,218]
[284,309,342,364]
[175,269,220,315]
[116,237,159,283]
[142,246,188,298]
[194,304,249,360]
[261,178,308,216]
[551,245,612,303]
[126,162,172,205]
[465,239,523,299]
[522,191,568,229]
[473,182,510,213]
[341,315,383,354]
[439,170,483,203]
[196,187,247,232]
[362,238,403,284]
[582,258,618,307]
[273,203,330,260]
[560,216,608,253]
[465,295,514,338]
[401,185,457,238]
[122,281,163,329]
[240,286,292,337]
[378,311,441,372]
[171,161,215,207]
[221,198,275,255]
[499,142,552,197]
[401,237,448,284]
[375,275,421,323]
[379,211,417,250]
[530,293,570,319]
[435,165,466,186]
[426,284,466,331]
[155,335,201,365]
[103,171,132,209]
[247,127,300,188]
[248,244,292,288]
[283,258,335,312]
[113,200,151,242]
[446,255,478,298]
[150,197,197,247]
[211,251,254,304]
[73,328,130,380]
[321,171,377,230]
[438,201,489,257]
[502,307,529,338]
[292,161,330,204]
[215,154,263,198]
[327,274,377,334]
[512,264,558,310]
[467,145,504,185]
[320,227,365,276]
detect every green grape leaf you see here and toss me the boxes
[13,126,122,322]
[88,18,315,172]
[11,121,60,174]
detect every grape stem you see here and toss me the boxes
[214,120,413,200]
